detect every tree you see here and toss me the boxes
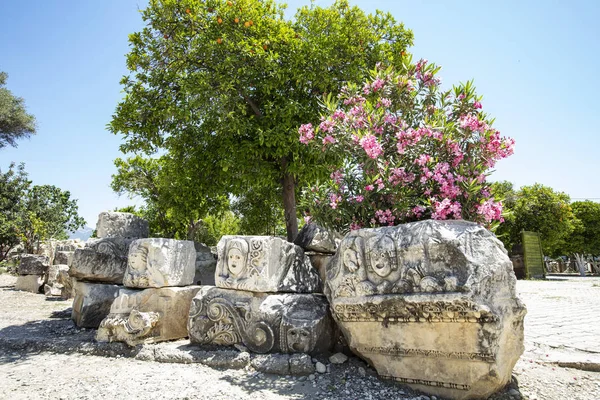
[109,0,413,241]
[0,72,37,149]
[0,163,30,261]
[565,201,600,256]
[497,183,575,257]
[490,181,517,250]
[21,185,86,253]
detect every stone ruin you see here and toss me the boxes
[14,212,526,400]
[15,254,49,293]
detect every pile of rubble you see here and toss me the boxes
[13,212,527,399]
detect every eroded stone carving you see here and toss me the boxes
[188,286,333,355]
[96,286,200,346]
[215,236,321,293]
[71,281,137,328]
[70,238,132,284]
[96,211,149,238]
[17,254,49,275]
[44,264,71,298]
[325,220,526,400]
[123,238,196,288]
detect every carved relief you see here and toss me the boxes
[381,376,471,391]
[357,347,496,362]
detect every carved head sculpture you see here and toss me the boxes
[280,299,324,353]
[128,243,149,271]
[226,238,248,277]
[366,234,397,278]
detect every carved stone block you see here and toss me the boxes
[123,238,196,288]
[294,223,339,254]
[325,220,527,400]
[96,211,149,238]
[15,274,44,293]
[188,286,333,355]
[70,238,132,284]
[53,251,74,266]
[215,236,321,293]
[96,286,201,346]
[17,254,49,275]
[71,281,138,328]
[44,264,70,298]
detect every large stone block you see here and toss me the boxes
[44,264,70,298]
[17,254,49,275]
[325,220,526,400]
[96,212,149,238]
[53,251,74,266]
[193,242,217,285]
[71,281,138,328]
[96,286,201,346]
[15,275,44,293]
[123,238,196,288]
[215,236,321,293]
[70,238,132,284]
[294,223,339,254]
[188,286,333,355]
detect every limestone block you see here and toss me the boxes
[44,264,70,298]
[123,238,196,288]
[17,254,49,275]
[325,220,527,400]
[294,223,339,254]
[96,286,201,346]
[188,286,333,355]
[53,251,74,266]
[96,212,149,238]
[70,238,132,283]
[15,275,44,293]
[193,242,217,285]
[56,239,85,252]
[71,281,138,328]
[57,268,74,299]
[307,253,333,284]
[215,236,321,293]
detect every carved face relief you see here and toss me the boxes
[226,239,248,277]
[367,235,396,278]
[286,327,312,352]
[343,248,359,273]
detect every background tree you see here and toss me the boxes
[490,181,517,250]
[563,200,600,256]
[497,183,575,257]
[0,72,37,149]
[109,0,413,241]
[0,163,30,261]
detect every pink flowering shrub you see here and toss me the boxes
[298,61,514,232]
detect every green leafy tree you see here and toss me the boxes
[109,0,413,241]
[21,185,86,253]
[564,201,600,256]
[498,183,575,257]
[0,163,31,261]
[0,72,37,149]
[490,181,517,250]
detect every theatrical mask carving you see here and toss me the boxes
[226,238,248,277]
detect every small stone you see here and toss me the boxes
[234,344,248,353]
[358,367,366,376]
[508,388,521,399]
[308,374,316,381]
[329,352,348,364]
[315,362,327,374]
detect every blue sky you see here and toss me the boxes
[1,0,599,227]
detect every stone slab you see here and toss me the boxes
[96,286,201,346]
[325,220,527,400]
[294,223,339,254]
[17,254,49,275]
[188,286,333,355]
[70,238,132,284]
[123,238,196,288]
[71,281,138,328]
[215,236,321,293]
[15,275,44,293]
[53,251,74,266]
[44,264,70,298]
[96,212,149,238]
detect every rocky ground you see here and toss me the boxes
[1,274,599,400]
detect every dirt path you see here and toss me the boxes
[1,274,599,400]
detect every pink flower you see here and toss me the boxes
[415,154,432,166]
[360,135,383,159]
[473,101,482,109]
[298,123,314,144]
[477,199,503,223]
[365,185,374,192]
[329,193,342,209]
[350,222,362,231]
[322,135,336,145]
[458,93,466,100]
[371,78,385,92]
[354,195,364,203]
[319,119,335,133]
[330,170,344,185]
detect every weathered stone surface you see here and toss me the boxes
[193,242,217,285]
[96,211,149,239]
[289,353,315,375]
[188,286,333,355]
[215,236,321,293]
[123,238,196,288]
[294,223,339,254]
[307,252,333,284]
[71,281,138,328]
[325,220,526,400]
[17,254,49,275]
[70,238,132,284]
[57,268,74,299]
[15,275,44,293]
[44,264,70,298]
[96,286,201,346]
[53,251,74,266]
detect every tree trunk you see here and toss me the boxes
[281,157,298,242]
[574,253,587,276]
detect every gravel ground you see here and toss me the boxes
[1,274,599,400]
